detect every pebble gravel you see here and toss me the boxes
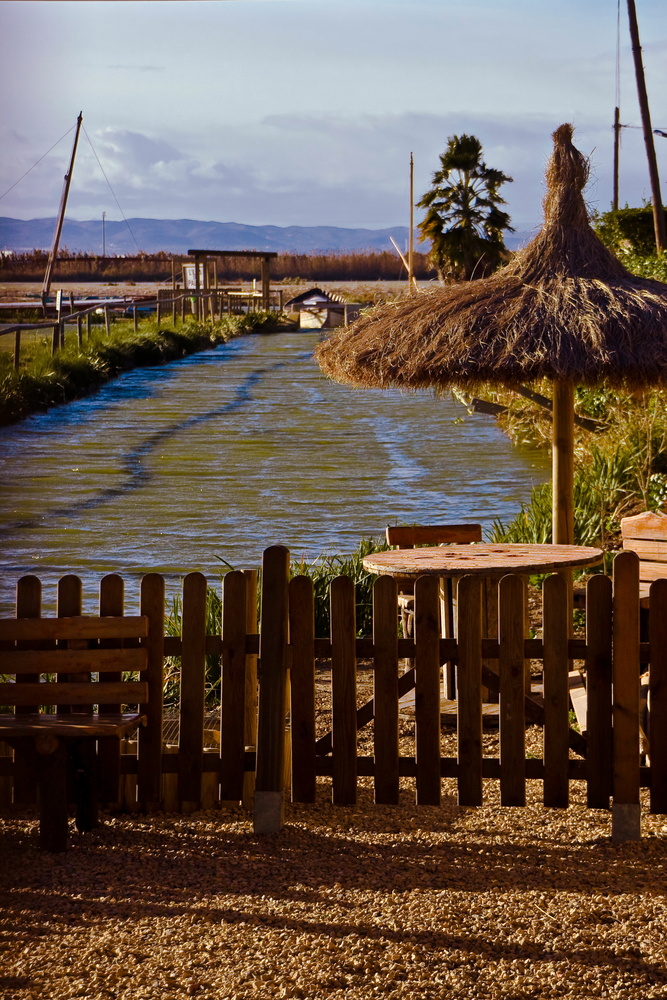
[2,732,666,1000]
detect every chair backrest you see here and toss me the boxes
[0,615,149,711]
[386,523,483,549]
[620,511,667,599]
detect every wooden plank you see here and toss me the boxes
[331,575,357,805]
[621,511,667,540]
[255,546,290,804]
[242,569,259,809]
[0,615,148,642]
[612,551,640,806]
[0,713,145,738]
[649,578,667,814]
[373,575,399,804]
[457,575,483,807]
[137,573,165,811]
[220,571,247,802]
[96,574,124,804]
[1,648,147,674]
[414,575,440,806]
[0,682,148,706]
[178,572,207,812]
[14,576,42,803]
[289,575,316,803]
[586,574,613,808]
[631,560,667,583]
[499,574,526,806]
[542,573,569,807]
[620,538,667,563]
[386,524,482,547]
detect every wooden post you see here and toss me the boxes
[14,576,42,805]
[13,330,20,370]
[97,573,125,805]
[137,573,165,812]
[77,313,83,348]
[586,574,613,808]
[254,545,290,832]
[289,575,316,803]
[626,0,666,253]
[649,578,667,814]
[414,575,441,805]
[86,311,91,337]
[552,380,574,545]
[612,106,621,212]
[133,306,138,333]
[52,324,59,355]
[612,550,641,840]
[104,307,110,338]
[261,257,270,310]
[220,571,248,803]
[408,152,415,293]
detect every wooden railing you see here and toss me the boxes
[1,547,665,841]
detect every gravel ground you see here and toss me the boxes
[2,726,666,1000]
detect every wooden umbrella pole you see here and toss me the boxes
[552,380,575,546]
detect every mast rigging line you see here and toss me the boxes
[82,126,142,255]
[0,123,77,203]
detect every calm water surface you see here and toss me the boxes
[0,330,548,611]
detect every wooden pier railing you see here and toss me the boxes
[1,547,665,842]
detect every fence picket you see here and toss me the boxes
[414,576,440,805]
[178,572,208,812]
[543,573,569,807]
[331,575,357,805]
[57,576,83,715]
[373,576,399,804]
[220,571,248,802]
[289,575,316,803]
[242,569,259,810]
[499,574,526,806]
[612,552,640,816]
[585,574,613,808]
[649,578,667,814]
[97,574,125,804]
[457,575,482,807]
[137,573,164,810]
[255,546,290,832]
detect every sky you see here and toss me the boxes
[0,0,665,237]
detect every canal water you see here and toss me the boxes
[0,330,549,612]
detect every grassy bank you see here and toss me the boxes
[0,312,276,427]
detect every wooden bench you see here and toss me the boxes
[620,510,667,606]
[0,614,151,851]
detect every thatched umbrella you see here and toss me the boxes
[316,124,667,544]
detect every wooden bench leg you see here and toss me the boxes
[36,735,69,852]
[72,739,99,833]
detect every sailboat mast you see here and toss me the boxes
[625,0,665,253]
[42,112,83,300]
[408,152,415,292]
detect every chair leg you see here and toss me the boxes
[36,738,69,852]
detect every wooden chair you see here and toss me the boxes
[0,613,152,851]
[385,523,483,638]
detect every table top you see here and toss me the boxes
[362,543,604,578]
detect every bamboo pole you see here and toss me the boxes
[552,381,574,545]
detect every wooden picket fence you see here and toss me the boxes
[1,546,666,835]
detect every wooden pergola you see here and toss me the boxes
[187,249,279,309]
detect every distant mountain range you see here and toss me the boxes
[0,217,531,255]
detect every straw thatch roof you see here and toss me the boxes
[316,124,667,391]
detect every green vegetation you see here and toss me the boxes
[0,312,274,427]
[417,133,513,281]
[593,204,667,258]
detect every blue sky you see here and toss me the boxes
[1,0,665,235]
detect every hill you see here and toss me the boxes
[0,217,531,256]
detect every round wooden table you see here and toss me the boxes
[362,543,604,579]
[363,543,604,698]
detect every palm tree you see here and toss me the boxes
[418,134,513,281]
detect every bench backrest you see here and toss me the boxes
[0,615,149,711]
[620,511,667,599]
[386,523,483,548]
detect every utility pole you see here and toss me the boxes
[102,211,106,257]
[626,0,665,253]
[42,112,83,300]
[612,106,621,212]
[408,153,415,292]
